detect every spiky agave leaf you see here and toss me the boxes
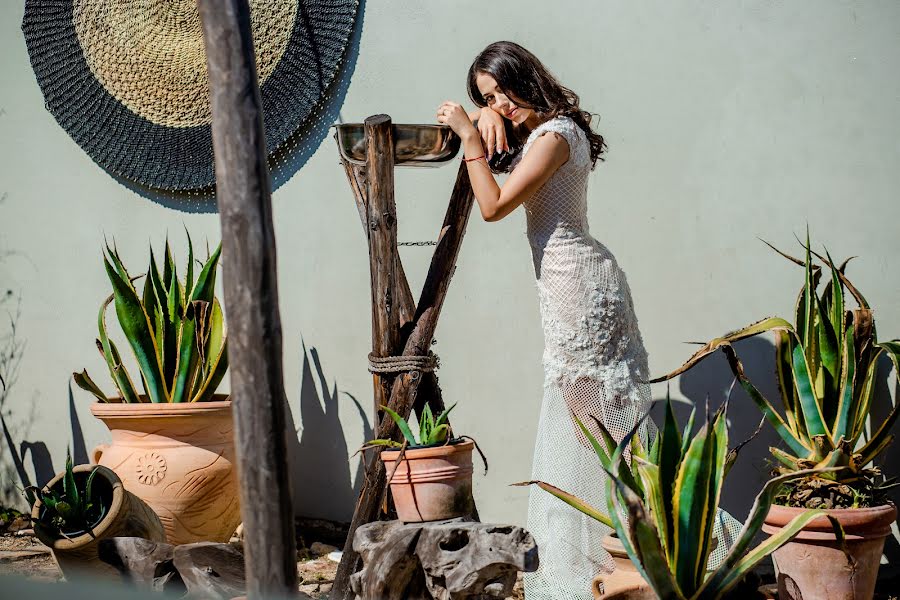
[380,405,419,446]
[510,480,613,527]
[103,251,168,403]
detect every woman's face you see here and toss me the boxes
[475,73,533,126]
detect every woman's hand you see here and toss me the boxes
[436,101,477,142]
[475,106,507,157]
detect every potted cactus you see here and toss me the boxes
[363,403,481,522]
[519,398,827,600]
[73,233,239,544]
[652,234,899,599]
[27,450,165,578]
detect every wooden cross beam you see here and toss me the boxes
[331,115,476,599]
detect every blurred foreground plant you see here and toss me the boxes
[518,396,829,599]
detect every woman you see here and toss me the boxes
[436,41,654,598]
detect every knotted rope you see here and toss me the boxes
[367,352,440,374]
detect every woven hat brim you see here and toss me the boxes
[23,0,359,191]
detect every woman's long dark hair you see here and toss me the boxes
[467,41,606,173]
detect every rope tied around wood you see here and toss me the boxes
[368,352,440,375]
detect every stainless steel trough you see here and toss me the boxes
[333,123,461,167]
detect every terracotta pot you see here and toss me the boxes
[763,503,896,600]
[381,440,475,522]
[592,534,654,600]
[31,464,165,579]
[90,397,241,544]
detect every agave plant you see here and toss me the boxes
[652,233,900,508]
[73,233,228,403]
[519,398,828,599]
[362,403,457,449]
[25,450,102,536]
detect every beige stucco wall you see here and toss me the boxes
[2,0,899,532]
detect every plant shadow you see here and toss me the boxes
[1,382,89,506]
[285,340,372,523]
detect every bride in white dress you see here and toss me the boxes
[437,41,654,598]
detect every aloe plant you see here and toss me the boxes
[363,403,457,449]
[652,233,900,507]
[73,233,228,403]
[519,398,827,599]
[25,450,103,536]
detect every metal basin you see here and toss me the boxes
[334,123,460,167]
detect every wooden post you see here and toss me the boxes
[363,116,403,420]
[197,1,297,596]
[331,163,475,600]
[340,158,444,417]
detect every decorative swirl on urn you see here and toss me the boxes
[136,452,167,485]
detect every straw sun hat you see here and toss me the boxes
[22,0,359,192]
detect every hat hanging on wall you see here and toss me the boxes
[22,0,359,192]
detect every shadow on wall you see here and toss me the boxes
[114,0,367,213]
[651,336,783,522]
[2,382,89,506]
[285,340,372,523]
[870,353,900,564]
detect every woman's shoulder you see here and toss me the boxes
[526,116,587,164]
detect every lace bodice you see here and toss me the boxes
[512,116,649,388]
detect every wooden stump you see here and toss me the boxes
[349,519,539,600]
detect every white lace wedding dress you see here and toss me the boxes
[515,117,737,599]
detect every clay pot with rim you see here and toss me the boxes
[31,464,166,578]
[90,396,241,544]
[762,503,896,599]
[591,533,654,600]
[381,439,475,522]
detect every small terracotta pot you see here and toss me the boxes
[31,464,165,579]
[763,503,896,600]
[592,534,654,599]
[381,440,475,523]
[90,397,241,544]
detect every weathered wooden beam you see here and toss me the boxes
[332,163,475,600]
[339,157,444,418]
[364,116,403,420]
[197,1,297,596]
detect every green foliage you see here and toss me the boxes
[652,232,900,506]
[24,450,103,536]
[519,397,826,600]
[73,232,228,403]
[364,403,457,449]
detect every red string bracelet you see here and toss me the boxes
[462,154,486,163]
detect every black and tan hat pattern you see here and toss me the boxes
[22,0,359,192]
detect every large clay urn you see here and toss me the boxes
[763,503,896,600]
[31,464,166,578]
[381,439,475,522]
[591,534,654,600]
[90,397,241,545]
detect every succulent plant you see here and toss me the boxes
[519,397,828,599]
[363,403,457,449]
[73,232,228,403]
[652,233,900,508]
[25,450,103,537]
